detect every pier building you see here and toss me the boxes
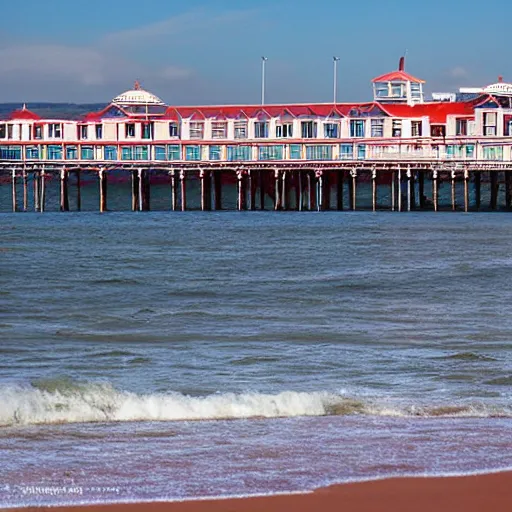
[3,59,512,212]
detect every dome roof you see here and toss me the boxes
[112,82,165,106]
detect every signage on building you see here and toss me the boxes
[483,83,512,95]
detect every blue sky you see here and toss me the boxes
[1,0,510,105]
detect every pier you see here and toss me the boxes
[2,161,512,212]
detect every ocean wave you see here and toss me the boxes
[0,381,511,427]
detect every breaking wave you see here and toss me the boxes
[1,380,511,427]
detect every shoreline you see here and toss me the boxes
[6,471,512,512]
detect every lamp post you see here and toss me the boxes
[333,56,340,105]
[261,56,268,105]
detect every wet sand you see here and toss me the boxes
[9,471,512,512]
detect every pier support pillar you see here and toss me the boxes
[143,169,150,211]
[372,168,377,211]
[307,171,313,211]
[34,171,40,212]
[432,170,439,212]
[295,171,302,211]
[60,168,69,212]
[274,169,281,211]
[258,170,265,210]
[397,167,402,212]
[490,171,498,210]
[419,170,425,209]
[316,170,323,211]
[11,168,17,212]
[40,168,46,212]
[132,170,139,211]
[337,170,344,211]
[249,170,256,210]
[407,167,413,212]
[214,170,222,210]
[237,170,246,211]
[138,168,144,211]
[180,169,187,211]
[170,170,178,211]
[451,170,457,211]
[321,170,330,210]
[505,171,512,210]
[464,168,470,213]
[350,169,357,211]
[22,168,28,212]
[282,170,289,210]
[76,170,81,212]
[475,171,481,210]
[200,169,211,211]
[99,168,107,213]
[391,171,396,211]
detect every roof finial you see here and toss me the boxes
[22,103,27,111]
[134,80,141,90]
[399,56,405,72]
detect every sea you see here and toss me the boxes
[1,181,512,508]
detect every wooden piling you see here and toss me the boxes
[407,167,413,212]
[372,168,377,211]
[60,168,69,212]
[432,170,439,212]
[490,171,498,210]
[180,169,186,211]
[274,169,281,211]
[214,170,222,210]
[40,168,46,212]
[337,170,344,211]
[316,170,322,211]
[391,171,396,211]
[475,171,481,210]
[237,170,245,211]
[170,170,177,211]
[350,169,357,211]
[99,168,107,213]
[76,170,81,211]
[22,168,28,212]
[34,171,40,212]
[397,167,402,212]
[200,169,210,211]
[419,170,425,209]
[11,168,17,212]
[451,170,456,211]
[505,171,512,210]
[132,170,139,211]
[282,170,288,210]
[137,168,144,211]
[464,168,470,213]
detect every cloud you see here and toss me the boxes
[447,66,468,79]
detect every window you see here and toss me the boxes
[254,121,269,138]
[105,146,118,160]
[209,145,222,160]
[483,113,497,136]
[185,145,201,161]
[168,145,181,160]
[412,121,422,137]
[324,123,339,138]
[390,82,404,97]
[446,145,455,159]
[125,123,135,138]
[0,146,22,159]
[455,119,467,136]
[234,120,248,139]
[350,120,365,137]
[0,124,5,138]
[81,146,94,160]
[258,145,283,160]
[392,120,402,138]
[141,123,153,140]
[95,124,103,139]
[431,125,446,137]
[357,144,366,160]
[7,125,13,139]
[79,125,88,140]
[227,145,251,161]
[483,146,503,160]
[340,144,354,159]
[190,122,204,139]
[48,124,62,138]
[26,146,39,159]
[375,82,389,98]
[211,122,227,139]
[466,144,475,158]
[33,125,43,140]
[169,122,180,138]
[155,145,166,160]
[301,121,316,139]
[134,146,149,160]
[276,123,293,138]
[47,145,62,159]
[66,146,77,159]
[289,144,302,159]
[371,119,384,137]
[121,146,133,160]
[411,83,422,99]
[306,145,332,160]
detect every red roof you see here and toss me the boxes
[8,106,41,121]
[381,102,474,124]
[372,70,425,84]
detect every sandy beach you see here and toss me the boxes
[8,472,512,512]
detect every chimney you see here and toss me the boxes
[498,75,503,83]
[399,56,405,71]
